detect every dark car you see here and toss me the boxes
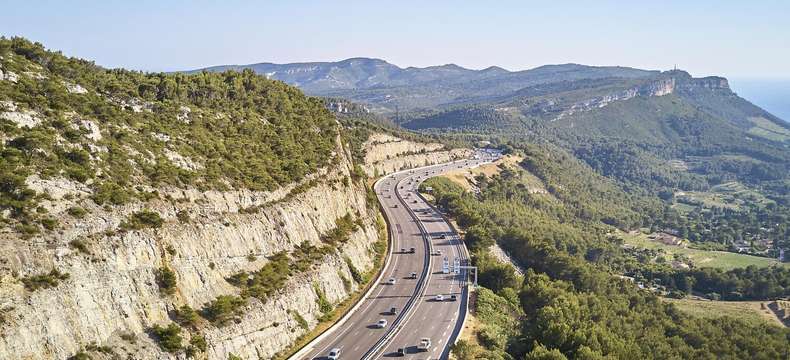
[409,247,415,253]
[395,347,405,356]
[390,307,398,315]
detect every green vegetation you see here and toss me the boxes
[188,334,207,353]
[201,295,245,325]
[424,145,790,359]
[155,266,177,296]
[0,37,337,233]
[290,310,309,330]
[20,269,69,291]
[314,284,333,319]
[150,323,182,353]
[66,206,87,218]
[174,304,200,328]
[748,116,790,142]
[69,238,91,254]
[620,231,785,270]
[664,298,781,327]
[120,210,164,230]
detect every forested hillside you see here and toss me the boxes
[0,37,338,234]
[404,67,790,259]
[422,145,790,359]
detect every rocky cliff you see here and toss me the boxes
[0,134,384,359]
[361,133,472,177]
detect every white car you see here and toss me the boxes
[328,348,341,360]
[434,294,444,301]
[376,319,388,328]
[432,249,442,256]
[418,338,432,352]
[387,277,396,285]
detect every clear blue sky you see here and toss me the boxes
[1,0,789,79]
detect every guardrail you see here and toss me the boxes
[361,172,435,359]
[288,174,399,360]
[364,158,485,359]
[289,157,491,360]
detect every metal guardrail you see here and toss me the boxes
[288,174,399,360]
[361,172,435,360]
[290,157,492,360]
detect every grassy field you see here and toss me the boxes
[748,116,790,142]
[673,181,773,212]
[620,231,785,270]
[664,298,784,327]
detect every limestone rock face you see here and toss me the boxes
[362,133,473,177]
[0,136,379,359]
[0,131,467,359]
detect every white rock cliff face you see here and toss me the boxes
[0,136,382,359]
[0,131,468,359]
[362,133,472,177]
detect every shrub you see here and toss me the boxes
[121,209,164,230]
[150,323,182,353]
[344,256,363,284]
[156,266,177,296]
[69,239,91,254]
[314,284,333,314]
[290,310,309,330]
[21,269,70,291]
[202,295,245,325]
[67,206,87,218]
[92,182,131,205]
[15,223,39,237]
[174,304,199,327]
[189,334,207,352]
[67,351,90,360]
[39,217,58,230]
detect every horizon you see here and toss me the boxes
[2,1,789,80]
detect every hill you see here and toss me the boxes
[187,59,657,112]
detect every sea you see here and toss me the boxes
[730,78,790,123]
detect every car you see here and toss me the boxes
[439,234,447,239]
[395,347,405,356]
[387,277,396,285]
[434,294,444,301]
[412,200,418,203]
[418,338,432,352]
[328,348,341,360]
[390,307,398,315]
[410,271,418,279]
[393,204,398,208]
[376,319,388,328]
[450,294,457,301]
[432,249,442,256]
[409,247,415,253]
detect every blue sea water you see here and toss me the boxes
[730,79,790,123]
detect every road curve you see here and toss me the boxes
[293,151,497,360]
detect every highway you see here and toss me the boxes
[296,150,500,360]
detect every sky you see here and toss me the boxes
[1,0,789,80]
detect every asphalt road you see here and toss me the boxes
[299,151,499,360]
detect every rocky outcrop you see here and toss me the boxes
[553,78,676,121]
[362,133,473,176]
[0,137,382,359]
